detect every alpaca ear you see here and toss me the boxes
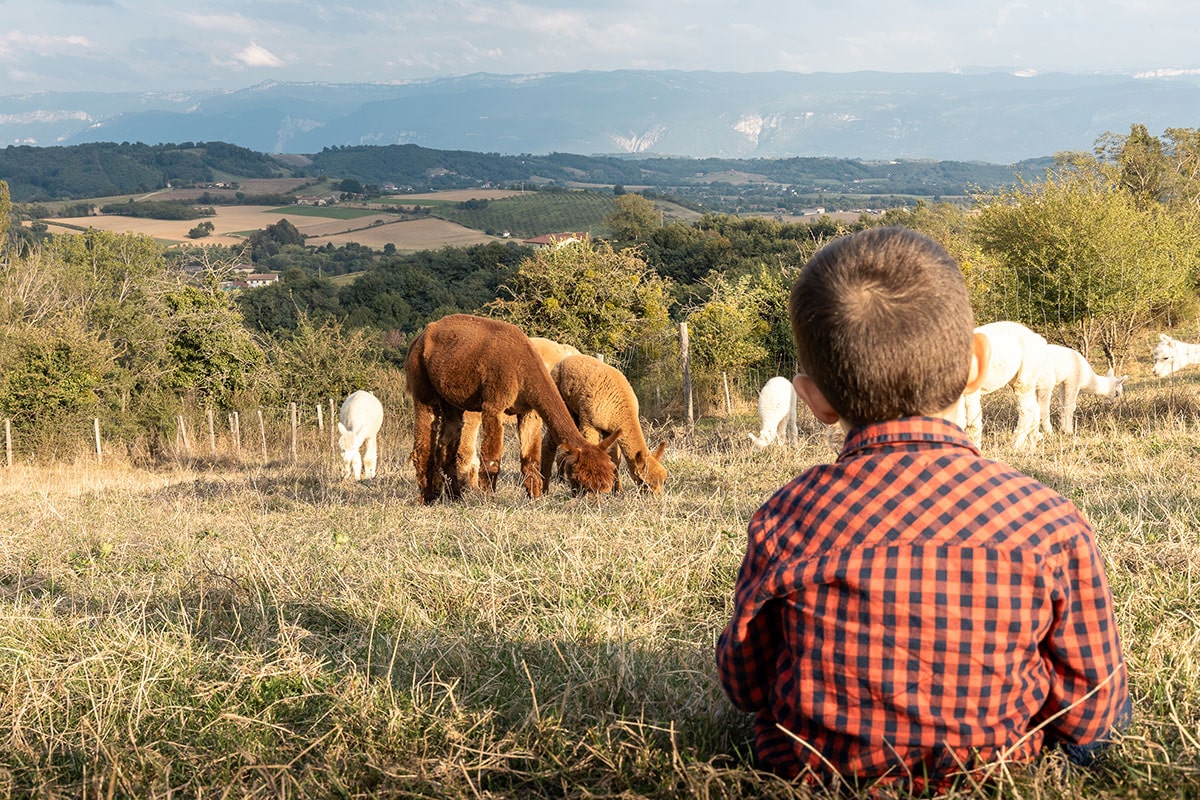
[598,429,622,452]
[1160,333,1172,342]
[337,422,348,435]
[653,442,666,460]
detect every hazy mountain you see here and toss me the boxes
[2,70,1198,163]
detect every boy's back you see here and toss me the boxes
[715,227,1127,790]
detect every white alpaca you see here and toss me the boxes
[338,390,384,480]
[958,321,1049,449]
[748,376,799,449]
[1036,345,1128,435]
[1151,333,1200,378]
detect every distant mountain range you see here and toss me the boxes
[2,70,1198,163]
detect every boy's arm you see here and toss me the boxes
[715,513,782,713]
[1036,527,1129,748]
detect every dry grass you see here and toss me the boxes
[1,383,1199,798]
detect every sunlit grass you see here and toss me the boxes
[1,384,1198,798]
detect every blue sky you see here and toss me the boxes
[0,0,1194,95]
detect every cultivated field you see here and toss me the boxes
[2,363,1200,798]
[38,204,501,251]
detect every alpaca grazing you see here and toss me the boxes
[543,354,667,494]
[456,335,582,488]
[1151,333,1200,378]
[748,376,799,449]
[1036,344,1128,435]
[404,314,618,503]
[957,320,1049,449]
[337,390,384,480]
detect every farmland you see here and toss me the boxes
[1,356,1199,798]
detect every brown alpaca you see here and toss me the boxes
[542,354,668,494]
[404,314,618,503]
[456,336,582,489]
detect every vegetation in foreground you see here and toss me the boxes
[1,373,1198,799]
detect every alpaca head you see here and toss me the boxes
[1153,334,1184,378]
[1103,367,1129,399]
[632,442,668,494]
[747,431,772,450]
[559,430,621,495]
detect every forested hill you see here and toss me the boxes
[305,145,1051,196]
[0,141,290,201]
[0,139,1050,202]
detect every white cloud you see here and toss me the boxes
[234,42,284,68]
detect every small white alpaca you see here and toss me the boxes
[1151,333,1200,378]
[748,376,799,449]
[338,390,384,480]
[1036,344,1128,435]
[957,321,1049,449]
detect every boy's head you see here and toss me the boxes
[789,226,975,427]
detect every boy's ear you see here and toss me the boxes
[793,374,840,425]
[964,331,991,394]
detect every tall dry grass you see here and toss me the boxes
[1,376,1199,798]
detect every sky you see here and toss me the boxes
[0,0,1196,96]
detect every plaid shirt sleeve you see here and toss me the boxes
[1036,522,1128,746]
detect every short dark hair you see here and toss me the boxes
[789,226,974,426]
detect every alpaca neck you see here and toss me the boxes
[525,370,591,449]
[1182,341,1200,368]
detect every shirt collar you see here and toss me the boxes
[838,416,980,460]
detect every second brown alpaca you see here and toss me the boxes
[543,354,667,494]
[404,314,618,503]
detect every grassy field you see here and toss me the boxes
[2,372,1199,798]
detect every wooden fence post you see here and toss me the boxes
[328,398,337,454]
[177,414,190,456]
[722,371,732,414]
[316,403,324,432]
[5,419,11,468]
[680,322,694,430]
[229,412,241,453]
[93,418,102,464]
[257,409,267,459]
[206,408,216,456]
[290,402,298,461]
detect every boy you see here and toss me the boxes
[715,227,1128,791]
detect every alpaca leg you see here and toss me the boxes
[516,411,545,498]
[961,391,983,443]
[1060,384,1079,435]
[1037,384,1054,435]
[478,410,505,493]
[362,435,377,479]
[540,428,561,490]
[457,412,482,490]
[411,401,441,504]
[437,410,465,499]
[350,449,363,481]
[787,407,799,444]
[1012,386,1043,448]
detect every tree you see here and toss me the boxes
[606,193,661,245]
[487,239,673,358]
[685,273,771,382]
[971,164,1199,361]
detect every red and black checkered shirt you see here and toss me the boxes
[716,416,1127,788]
